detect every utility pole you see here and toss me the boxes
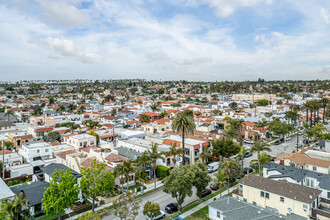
[1,140,4,180]
[296,129,299,152]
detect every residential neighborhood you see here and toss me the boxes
[0,79,328,220]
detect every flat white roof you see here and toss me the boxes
[23,141,50,149]
[72,134,94,139]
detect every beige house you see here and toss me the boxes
[233,175,321,219]
[63,133,97,150]
[141,118,171,135]
[29,116,55,127]
[232,94,276,101]
[275,153,330,174]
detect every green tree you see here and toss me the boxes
[171,110,196,165]
[307,124,327,140]
[257,99,269,106]
[276,100,283,105]
[80,160,115,212]
[223,160,238,195]
[192,162,211,200]
[88,131,100,146]
[163,165,194,212]
[199,147,212,165]
[140,114,150,123]
[135,151,151,194]
[160,111,168,118]
[42,169,79,220]
[148,143,164,189]
[211,138,240,158]
[213,169,226,196]
[43,131,61,143]
[320,97,329,123]
[32,107,43,116]
[56,105,66,114]
[143,201,161,220]
[67,103,77,113]
[85,120,101,130]
[113,191,141,220]
[251,152,272,176]
[1,192,27,220]
[250,141,271,174]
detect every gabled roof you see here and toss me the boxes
[0,178,14,200]
[12,181,50,206]
[42,163,82,179]
[276,153,330,168]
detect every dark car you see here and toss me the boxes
[274,140,282,145]
[244,167,253,174]
[201,188,212,198]
[165,203,178,214]
[244,152,252,158]
[279,138,285,143]
[225,177,236,184]
[324,122,329,125]
[210,182,219,190]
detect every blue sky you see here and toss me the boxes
[1,0,330,81]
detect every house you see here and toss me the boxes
[12,181,50,216]
[141,118,171,135]
[63,133,96,150]
[0,149,23,168]
[275,152,330,174]
[117,110,137,120]
[18,141,53,163]
[125,120,138,129]
[42,163,83,201]
[29,116,55,127]
[196,123,214,132]
[27,126,53,140]
[233,175,321,218]
[0,121,16,133]
[139,112,161,122]
[66,115,83,124]
[7,132,34,148]
[0,178,14,201]
[9,163,34,178]
[208,195,303,220]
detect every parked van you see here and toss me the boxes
[207,162,219,173]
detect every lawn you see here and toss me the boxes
[185,206,208,220]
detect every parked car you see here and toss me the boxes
[274,140,282,145]
[226,178,236,184]
[165,203,178,214]
[201,188,212,198]
[210,182,219,191]
[244,167,253,174]
[279,138,285,143]
[146,210,166,220]
[244,152,252,158]
[323,122,329,125]
[295,143,303,148]
[285,136,291,141]
[244,139,254,144]
[207,162,219,173]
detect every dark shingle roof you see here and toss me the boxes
[240,175,321,204]
[12,181,50,206]
[0,120,15,128]
[42,163,82,179]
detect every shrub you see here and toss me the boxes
[156,165,170,180]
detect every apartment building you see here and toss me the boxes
[233,175,321,219]
[63,133,96,150]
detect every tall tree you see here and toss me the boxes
[211,138,241,158]
[80,160,115,212]
[251,152,272,176]
[164,143,183,168]
[320,97,329,123]
[213,169,226,197]
[250,141,271,175]
[114,163,126,193]
[143,201,161,220]
[113,191,141,220]
[229,119,244,144]
[171,110,196,165]
[135,151,151,194]
[148,143,164,189]
[192,162,211,201]
[42,169,79,220]
[150,103,159,122]
[1,192,27,220]
[223,160,238,195]
[122,160,136,192]
[163,165,194,212]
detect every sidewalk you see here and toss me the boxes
[179,186,237,219]
[70,180,164,219]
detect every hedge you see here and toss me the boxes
[156,165,170,180]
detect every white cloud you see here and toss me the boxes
[39,37,102,64]
[38,0,91,28]
[205,0,273,17]
[320,7,330,24]
[176,57,212,65]
[147,50,169,61]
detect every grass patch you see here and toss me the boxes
[185,206,208,220]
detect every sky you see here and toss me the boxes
[1,0,330,82]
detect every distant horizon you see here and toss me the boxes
[1,1,330,81]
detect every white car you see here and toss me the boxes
[244,139,254,144]
[285,136,291,141]
[146,211,166,220]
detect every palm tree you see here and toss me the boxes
[320,97,329,123]
[199,147,212,165]
[135,151,151,194]
[223,127,237,141]
[251,152,272,176]
[2,192,27,220]
[230,119,244,144]
[4,110,14,121]
[164,143,183,168]
[114,163,126,193]
[302,100,313,127]
[148,143,164,189]
[77,105,86,114]
[236,146,247,169]
[67,103,77,113]
[213,169,226,197]
[122,160,136,192]
[223,160,238,195]
[150,103,159,122]
[171,110,196,165]
[56,105,66,114]
[250,141,271,175]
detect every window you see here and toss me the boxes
[217,211,220,218]
[260,191,264,197]
[307,179,310,186]
[280,197,284,202]
[239,185,243,191]
[328,192,330,199]
[303,204,308,211]
[37,150,40,153]
[313,166,317,171]
[311,180,314,187]
[252,201,256,205]
[265,193,269,199]
[45,149,49,153]
[80,143,82,146]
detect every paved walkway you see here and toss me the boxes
[179,186,237,219]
